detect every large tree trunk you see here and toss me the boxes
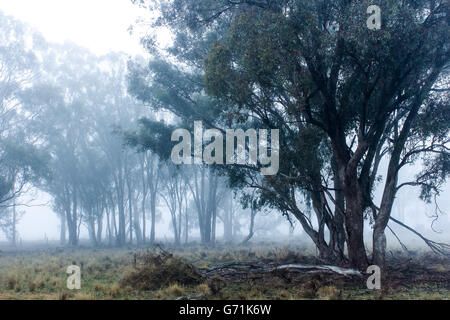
[344,194,368,270]
[373,156,400,268]
[373,102,421,268]
[343,169,368,269]
[345,211,368,270]
[331,160,346,255]
[372,225,387,267]
[342,178,368,269]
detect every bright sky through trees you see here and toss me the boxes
[1,0,145,55]
[0,0,147,240]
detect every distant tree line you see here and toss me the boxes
[0,11,267,247]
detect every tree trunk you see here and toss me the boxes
[142,193,146,244]
[60,212,66,245]
[96,211,103,245]
[332,160,346,254]
[127,178,133,244]
[133,198,142,245]
[12,199,17,247]
[344,196,368,270]
[171,208,180,245]
[116,180,126,246]
[242,206,256,244]
[373,165,398,268]
[67,191,79,246]
[111,201,118,241]
[184,200,189,244]
[106,209,112,246]
[177,204,183,246]
[223,192,234,242]
[88,214,97,246]
[150,191,156,243]
[211,205,217,246]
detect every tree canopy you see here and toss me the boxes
[129,0,450,269]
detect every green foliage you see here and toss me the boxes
[125,118,176,161]
[131,0,450,266]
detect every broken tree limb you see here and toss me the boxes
[387,224,410,253]
[273,264,362,276]
[389,216,450,257]
[199,262,362,278]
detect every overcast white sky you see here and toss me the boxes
[0,0,147,55]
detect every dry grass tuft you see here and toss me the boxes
[120,249,203,291]
[317,286,341,300]
[108,283,121,298]
[196,283,211,296]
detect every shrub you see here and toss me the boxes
[120,248,203,290]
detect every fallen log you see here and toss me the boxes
[199,262,362,278]
[273,264,362,276]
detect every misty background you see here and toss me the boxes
[0,0,449,249]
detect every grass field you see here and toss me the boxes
[0,243,448,300]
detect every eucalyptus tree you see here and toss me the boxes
[125,120,165,244]
[17,37,152,246]
[131,0,450,268]
[77,143,111,246]
[0,12,50,244]
[159,163,186,245]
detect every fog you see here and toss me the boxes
[0,0,448,261]
[1,1,450,304]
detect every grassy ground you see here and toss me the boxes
[0,243,448,300]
